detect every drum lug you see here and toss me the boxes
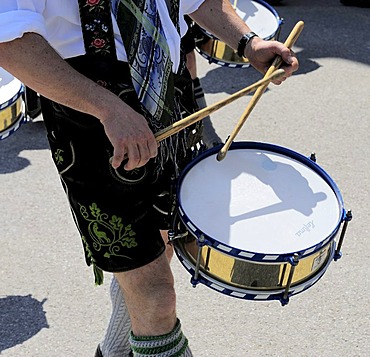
[334,210,352,261]
[281,253,300,306]
[168,229,188,242]
[309,152,317,162]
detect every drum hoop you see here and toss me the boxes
[196,51,252,69]
[177,141,346,263]
[0,84,24,110]
[0,112,26,140]
[0,85,26,140]
[174,239,335,302]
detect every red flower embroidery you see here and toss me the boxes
[86,0,101,5]
[92,38,106,48]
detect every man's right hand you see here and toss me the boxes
[99,101,158,171]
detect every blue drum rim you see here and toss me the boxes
[177,141,346,263]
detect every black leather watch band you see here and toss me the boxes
[237,32,259,58]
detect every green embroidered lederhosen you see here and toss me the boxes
[40,0,203,284]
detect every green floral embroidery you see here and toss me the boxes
[81,234,104,285]
[54,149,64,166]
[80,202,138,260]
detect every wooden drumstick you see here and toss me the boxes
[154,69,285,142]
[216,20,305,161]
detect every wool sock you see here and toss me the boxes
[193,77,222,148]
[129,319,193,357]
[100,276,132,357]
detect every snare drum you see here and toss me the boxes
[0,67,25,140]
[172,142,351,305]
[194,0,283,68]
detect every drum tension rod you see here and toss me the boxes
[334,210,352,261]
[191,234,206,287]
[168,229,188,242]
[281,253,300,306]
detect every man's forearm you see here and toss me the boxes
[0,32,119,122]
[190,0,253,51]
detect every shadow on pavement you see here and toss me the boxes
[0,294,49,353]
[0,119,49,174]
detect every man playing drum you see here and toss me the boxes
[0,0,298,356]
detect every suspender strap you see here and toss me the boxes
[77,0,117,59]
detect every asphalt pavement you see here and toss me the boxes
[1,1,369,356]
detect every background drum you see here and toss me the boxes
[171,142,351,305]
[0,67,25,140]
[194,0,283,68]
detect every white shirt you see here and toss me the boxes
[0,0,204,72]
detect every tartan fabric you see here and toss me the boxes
[116,0,177,128]
[77,0,200,177]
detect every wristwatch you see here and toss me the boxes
[237,32,259,58]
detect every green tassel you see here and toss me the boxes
[93,264,104,285]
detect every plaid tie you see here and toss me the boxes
[116,0,176,127]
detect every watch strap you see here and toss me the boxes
[237,32,259,58]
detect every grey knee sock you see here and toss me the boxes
[193,77,222,148]
[129,319,193,357]
[100,276,132,357]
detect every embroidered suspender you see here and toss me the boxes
[78,0,117,59]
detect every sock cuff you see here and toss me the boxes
[130,319,188,356]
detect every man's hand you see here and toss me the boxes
[245,37,299,84]
[100,102,158,171]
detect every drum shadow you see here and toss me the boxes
[220,152,326,229]
[0,294,49,353]
[234,0,259,22]
[0,118,49,174]
[183,150,327,245]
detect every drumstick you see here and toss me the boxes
[216,20,305,161]
[154,69,285,142]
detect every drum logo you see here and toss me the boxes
[295,221,315,237]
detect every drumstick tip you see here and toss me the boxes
[216,150,226,162]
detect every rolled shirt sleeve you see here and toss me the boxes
[181,0,205,15]
[0,1,86,60]
[179,0,206,37]
[0,0,208,64]
[0,2,47,43]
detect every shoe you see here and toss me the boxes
[95,345,103,357]
[94,344,133,357]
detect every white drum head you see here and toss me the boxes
[234,0,280,40]
[178,144,342,256]
[0,67,22,105]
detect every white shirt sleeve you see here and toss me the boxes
[180,0,205,15]
[0,1,47,43]
[179,0,206,38]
